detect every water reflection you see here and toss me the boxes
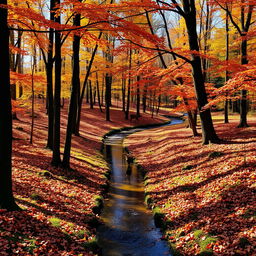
[97,123,177,256]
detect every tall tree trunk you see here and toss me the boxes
[62,6,81,169]
[183,97,198,136]
[9,30,18,120]
[0,0,20,211]
[86,84,89,103]
[183,0,219,144]
[96,72,103,112]
[46,62,54,148]
[122,75,126,112]
[46,0,54,149]
[157,95,161,114]
[238,38,249,127]
[93,87,96,105]
[136,76,140,117]
[51,0,62,166]
[30,51,36,144]
[75,32,102,135]
[105,73,112,121]
[89,80,94,109]
[125,48,132,120]
[101,73,105,106]
[143,85,147,113]
[224,10,229,124]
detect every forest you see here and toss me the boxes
[0,0,255,255]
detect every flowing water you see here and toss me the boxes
[97,118,183,256]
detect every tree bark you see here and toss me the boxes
[238,38,249,127]
[96,72,103,112]
[89,80,94,109]
[0,0,20,210]
[62,6,81,169]
[143,85,147,113]
[105,73,112,121]
[46,0,54,149]
[122,75,126,112]
[30,51,36,144]
[51,0,62,166]
[136,76,140,117]
[125,48,132,120]
[75,32,102,135]
[183,0,219,144]
[224,10,229,124]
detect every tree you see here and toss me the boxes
[0,0,20,210]
[51,0,62,166]
[159,0,220,144]
[215,0,254,127]
[62,2,81,169]
[224,10,230,123]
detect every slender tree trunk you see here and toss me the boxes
[46,62,54,148]
[224,11,229,124]
[157,95,161,114]
[89,80,93,109]
[101,74,104,106]
[9,30,18,120]
[183,0,219,144]
[105,74,112,121]
[136,76,140,117]
[183,97,198,136]
[125,48,132,120]
[151,91,156,118]
[122,75,126,112]
[93,87,96,105]
[96,72,103,112]
[143,85,147,113]
[75,32,102,135]
[46,0,54,149]
[30,52,36,144]
[51,0,62,166]
[86,84,89,103]
[238,38,249,127]
[62,7,81,169]
[0,0,20,210]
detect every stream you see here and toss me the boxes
[97,118,184,256]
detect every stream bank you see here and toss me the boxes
[97,118,184,256]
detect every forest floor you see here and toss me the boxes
[125,113,256,256]
[0,99,170,256]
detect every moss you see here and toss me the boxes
[73,230,87,239]
[30,193,41,201]
[48,217,61,227]
[83,236,99,252]
[170,243,184,256]
[193,230,218,255]
[153,207,165,228]
[92,196,104,214]
[199,236,217,254]
[194,229,204,239]
[145,194,154,207]
[38,170,53,178]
